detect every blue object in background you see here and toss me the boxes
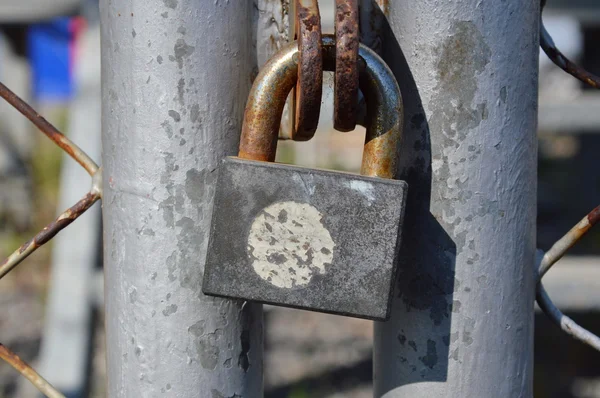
[27,17,74,102]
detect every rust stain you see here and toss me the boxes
[0,343,65,398]
[36,192,98,246]
[0,82,99,175]
[361,126,400,179]
[570,204,600,244]
[0,192,100,278]
[241,35,403,176]
[292,0,323,141]
[334,0,360,132]
[541,14,600,89]
[239,42,299,161]
[586,205,600,226]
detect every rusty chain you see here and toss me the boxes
[287,0,360,140]
[333,0,359,132]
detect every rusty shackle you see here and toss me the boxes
[238,35,403,179]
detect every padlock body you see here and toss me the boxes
[202,157,407,320]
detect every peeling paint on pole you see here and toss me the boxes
[374,1,538,397]
[100,1,263,396]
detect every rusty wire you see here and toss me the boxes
[536,205,600,351]
[0,344,65,398]
[540,1,600,89]
[538,205,600,279]
[0,188,101,280]
[0,80,102,394]
[0,82,99,175]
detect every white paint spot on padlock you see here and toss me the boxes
[247,201,335,288]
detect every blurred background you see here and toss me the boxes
[0,0,598,397]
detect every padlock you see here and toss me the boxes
[202,36,407,321]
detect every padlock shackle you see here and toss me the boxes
[239,36,403,179]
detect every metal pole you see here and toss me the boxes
[100,2,263,397]
[373,1,539,397]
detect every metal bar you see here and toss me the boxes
[0,343,65,398]
[374,1,539,396]
[100,1,263,397]
[0,82,99,176]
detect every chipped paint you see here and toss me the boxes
[373,1,538,396]
[247,201,335,288]
[101,1,263,396]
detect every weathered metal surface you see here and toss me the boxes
[0,343,65,398]
[239,36,403,172]
[291,0,322,141]
[101,1,263,397]
[254,0,293,140]
[0,188,101,280]
[203,158,407,320]
[239,43,299,161]
[0,81,99,175]
[333,0,359,132]
[374,1,539,396]
[540,4,600,89]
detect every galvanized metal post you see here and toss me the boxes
[100,2,263,397]
[373,1,539,397]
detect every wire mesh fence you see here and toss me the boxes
[0,81,101,398]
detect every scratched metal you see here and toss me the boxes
[203,158,407,320]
